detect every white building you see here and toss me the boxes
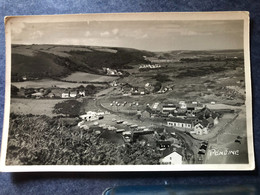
[179,102,187,109]
[70,91,77,98]
[80,111,99,121]
[162,104,177,113]
[145,83,151,87]
[167,118,194,130]
[160,151,182,165]
[191,123,208,135]
[31,92,43,98]
[61,92,70,98]
[79,91,85,96]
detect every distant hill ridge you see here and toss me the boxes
[11,44,154,81]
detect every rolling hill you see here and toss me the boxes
[11,44,154,81]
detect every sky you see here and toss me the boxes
[11,20,244,52]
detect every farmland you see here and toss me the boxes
[12,79,91,89]
[10,98,66,116]
[61,72,118,83]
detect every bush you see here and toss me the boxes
[153,73,171,83]
[53,100,84,117]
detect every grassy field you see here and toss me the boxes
[61,72,118,83]
[12,79,91,89]
[10,98,65,116]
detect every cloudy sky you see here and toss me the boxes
[11,20,243,51]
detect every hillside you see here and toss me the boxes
[11,44,154,81]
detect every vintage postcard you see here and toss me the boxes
[1,12,254,171]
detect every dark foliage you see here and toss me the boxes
[11,85,19,96]
[153,82,162,92]
[53,100,84,117]
[6,115,162,165]
[11,52,71,81]
[153,73,171,83]
[11,45,154,80]
[85,85,97,95]
[177,61,244,78]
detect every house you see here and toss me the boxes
[167,117,194,130]
[162,104,177,113]
[80,111,99,121]
[62,92,70,98]
[95,130,101,135]
[195,103,204,110]
[31,92,43,98]
[196,107,219,126]
[157,140,171,150]
[123,93,130,96]
[208,113,219,125]
[131,91,140,95]
[191,120,209,135]
[179,101,187,109]
[22,76,27,81]
[122,131,132,142]
[70,91,77,98]
[160,148,183,165]
[196,106,213,120]
[186,104,196,111]
[111,81,118,87]
[79,90,85,96]
[106,68,116,75]
[77,121,89,130]
[116,129,125,133]
[152,102,160,110]
[48,93,55,98]
[141,110,151,118]
[145,83,151,87]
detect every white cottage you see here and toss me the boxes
[160,151,182,165]
[61,92,70,98]
[80,111,99,121]
[70,91,77,98]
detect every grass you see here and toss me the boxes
[11,44,153,80]
[61,72,118,83]
[12,79,91,89]
[10,98,65,117]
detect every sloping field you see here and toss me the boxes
[10,98,65,116]
[11,52,71,80]
[12,44,153,80]
[12,79,90,89]
[61,72,118,83]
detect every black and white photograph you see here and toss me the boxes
[0,12,254,171]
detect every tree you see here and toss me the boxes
[53,100,84,117]
[11,85,19,96]
[153,73,171,83]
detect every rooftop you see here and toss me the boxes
[168,117,194,124]
[162,146,183,158]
